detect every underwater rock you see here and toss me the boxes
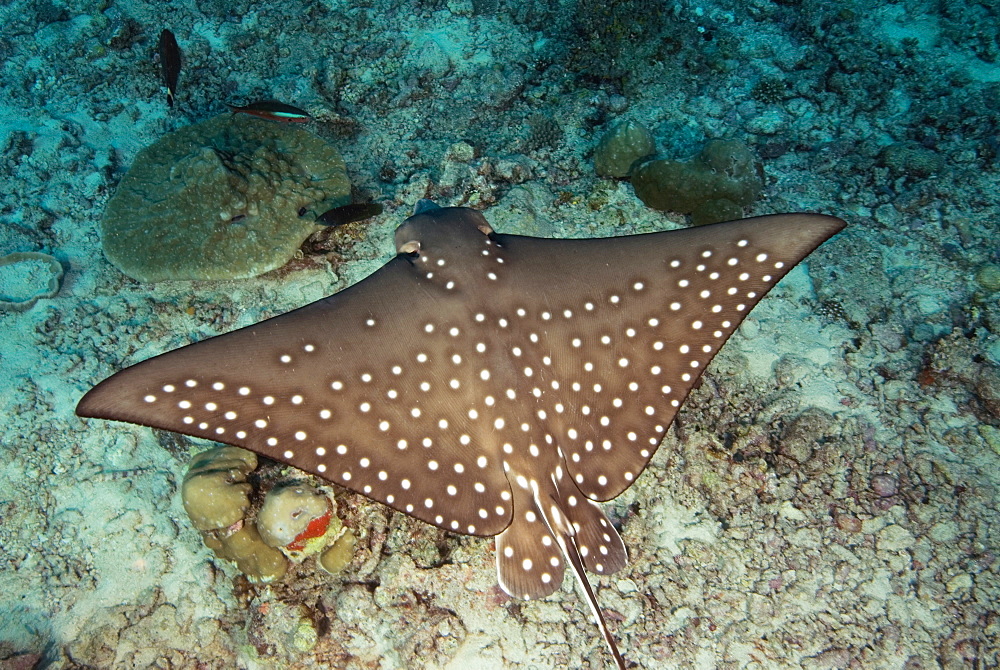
[630,139,764,221]
[593,120,655,178]
[834,513,863,533]
[927,329,1000,421]
[181,446,257,531]
[778,408,837,465]
[246,599,320,657]
[100,114,351,281]
[870,474,899,497]
[0,251,64,311]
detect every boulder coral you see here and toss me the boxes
[318,529,357,574]
[202,522,288,584]
[181,445,257,531]
[593,120,655,178]
[100,114,351,281]
[181,446,289,583]
[258,483,345,563]
[630,139,764,221]
[181,447,355,582]
[593,120,765,225]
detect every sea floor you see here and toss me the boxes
[1,0,998,668]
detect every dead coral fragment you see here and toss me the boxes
[100,113,350,281]
[0,251,64,311]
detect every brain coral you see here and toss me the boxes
[101,114,351,281]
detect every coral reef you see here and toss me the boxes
[0,251,63,311]
[593,120,655,178]
[5,0,1000,666]
[100,114,351,282]
[630,139,764,221]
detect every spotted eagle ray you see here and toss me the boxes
[77,201,845,668]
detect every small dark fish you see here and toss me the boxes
[315,202,384,227]
[228,100,312,123]
[158,29,181,108]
